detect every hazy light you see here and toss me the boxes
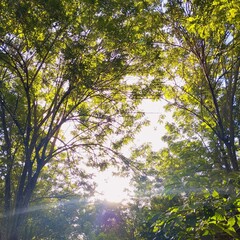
[94,168,130,203]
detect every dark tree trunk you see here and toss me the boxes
[4,165,42,240]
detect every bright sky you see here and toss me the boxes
[94,99,172,203]
[134,99,168,150]
[61,75,173,203]
[94,167,130,203]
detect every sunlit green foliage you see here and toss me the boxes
[0,0,149,238]
[1,0,240,239]
[128,0,240,239]
[22,199,131,240]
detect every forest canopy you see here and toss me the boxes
[0,0,240,239]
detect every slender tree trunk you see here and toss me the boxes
[225,142,239,171]
[5,163,42,240]
[219,142,231,171]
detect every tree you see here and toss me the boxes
[0,0,149,238]
[127,0,240,238]
[22,199,131,240]
[130,132,240,239]
[142,0,240,171]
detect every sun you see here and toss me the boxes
[94,168,131,203]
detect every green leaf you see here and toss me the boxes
[228,217,236,227]
[212,190,219,199]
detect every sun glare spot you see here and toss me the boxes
[95,169,130,203]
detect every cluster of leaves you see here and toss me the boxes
[132,141,240,239]
[127,0,240,239]
[0,0,152,238]
[20,199,131,240]
[130,186,240,239]
[1,0,240,239]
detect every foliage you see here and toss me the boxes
[143,0,240,171]
[0,0,149,238]
[1,0,240,239]
[21,199,131,240]
[130,139,240,239]
[128,0,240,239]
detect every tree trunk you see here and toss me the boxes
[4,165,42,240]
[225,142,239,171]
